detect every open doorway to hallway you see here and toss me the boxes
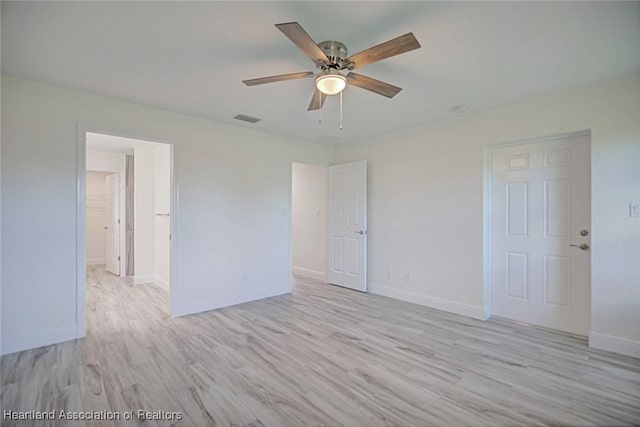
[291,162,328,283]
[85,132,172,316]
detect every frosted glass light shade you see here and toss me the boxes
[316,73,347,95]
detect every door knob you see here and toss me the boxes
[579,229,589,236]
[103,226,108,230]
[569,243,590,251]
[354,230,366,235]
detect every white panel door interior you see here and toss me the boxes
[105,173,121,276]
[491,133,590,335]
[327,161,367,292]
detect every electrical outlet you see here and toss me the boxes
[630,202,640,218]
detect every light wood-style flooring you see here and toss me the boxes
[2,266,639,426]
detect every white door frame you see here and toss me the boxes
[483,129,591,325]
[76,124,179,337]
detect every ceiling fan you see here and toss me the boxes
[242,22,421,112]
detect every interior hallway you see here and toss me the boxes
[1,266,639,426]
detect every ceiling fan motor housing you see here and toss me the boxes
[318,41,347,68]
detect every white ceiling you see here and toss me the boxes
[3,1,639,144]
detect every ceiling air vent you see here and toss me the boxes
[234,114,262,124]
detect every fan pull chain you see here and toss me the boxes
[339,91,343,130]
[319,92,322,124]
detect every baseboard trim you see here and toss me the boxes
[589,332,640,358]
[369,283,489,320]
[153,275,170,292]
[86,258,105,266]
[172,286,291,318]
[482,305,492,320]
[133,274,154,285]
[1,325,82,356]
[292,266,326,281]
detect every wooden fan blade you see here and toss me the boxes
[242,71,314,86]
[275,22,330,66]
[307,88,327,111]
[347,72,402,98]
[343,33,420,70]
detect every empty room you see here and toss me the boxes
[1,2,639,426]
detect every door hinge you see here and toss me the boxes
[117,219,121,224]
[117,256,121,261]
[169,234,172,240]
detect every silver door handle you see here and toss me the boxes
[354,230,366,235]
[103,226,108,230]
[569,243,590,251]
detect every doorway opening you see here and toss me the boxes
[291,162,328,283]
[83,131,174,322]
[291,160,368,292]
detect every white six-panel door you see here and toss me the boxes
[327,161,367,292]
[105,173,121,276]
[491,133,590,335]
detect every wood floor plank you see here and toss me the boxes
[1,267,639,426]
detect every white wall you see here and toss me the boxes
[134,144,155,283]
[292,163,327,280]
[333,72,640,357]
[85,171,110,265]
[4,71,636,358]
[153,143,171,290]
[0,75,332,354]
[86,150,125,174]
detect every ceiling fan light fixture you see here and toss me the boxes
[316,72,347,95]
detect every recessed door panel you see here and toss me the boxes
[544,179,571,238]
[348,192,360,226]
[348,237,359,275]
[507,252,528,300]
[332,190,346,225]
[544,149,571,168]
[506,153,529,171]
[506,183,528,237]
[331,237,344,273]
[544,255,571,307]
